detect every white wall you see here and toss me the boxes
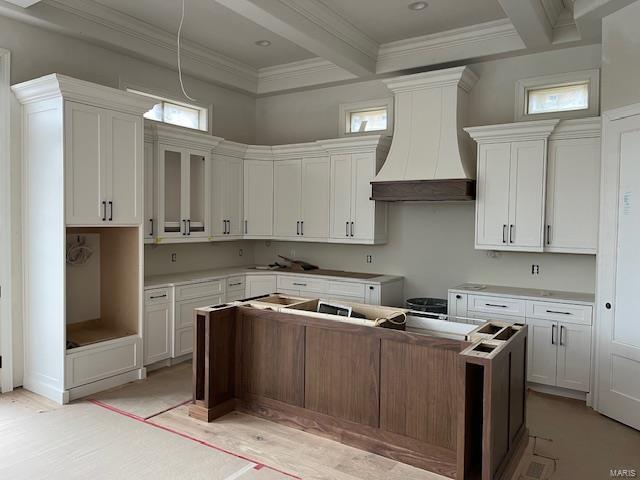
[254,45,603,298]
[601,0,640,111]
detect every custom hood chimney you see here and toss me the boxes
[371,66,478,201]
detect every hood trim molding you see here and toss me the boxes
[371,179,476,202]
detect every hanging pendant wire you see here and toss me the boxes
[177,0,197,101]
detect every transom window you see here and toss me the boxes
[527,82,589,115]
[339,98,394,137]
[126,88,209,132]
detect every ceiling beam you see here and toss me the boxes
[3,0,42,6]
[498,0,554,47]
[212,0,377,77]
[573,0,639,41]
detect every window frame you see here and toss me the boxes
[122,82,212,133]
[339,98,394,137]
[514,69,600,122]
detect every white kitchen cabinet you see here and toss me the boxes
[448,292,468,321]
[273,159,302,238]
[226,276,246,302]
[467,120,558,252]
[65,101,144,226]
[212,149,244,239]
[174,292,224,358]
[143,288,172,366]
[545,118,601,254]
[556,322,592,391]
[244,147,274,238]
[526,318,558,386]
[245,275,277,298]
[143,135,155,242]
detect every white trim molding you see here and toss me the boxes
[257,58,356,95]
[0,48,13,393]
[514,68,600,122]
[338,97,394,138]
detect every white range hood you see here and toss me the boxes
[371,66,479,202]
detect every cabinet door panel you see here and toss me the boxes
[273,160,302,237]
[556,322,592,392]
[212,155,228,236]
[509,140,546,249]
[301,156,330,239]
[245,275,277,298]
[144,141,155,239]
[158,146,184,237]
[330,154,352,239]
[546,138,600,253]
[65,102,106,225]
[227,157,244,236]
[187,151,210,237]
[526,318,557,386]
[476,143,511,247]
[351,153,376,241]
[144,302,172,365]
[108,111,142,224]
[244,160,273,236]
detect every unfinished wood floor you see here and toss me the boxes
[2,364,640,480]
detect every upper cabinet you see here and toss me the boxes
[152,125,220,242]
[143,128,155,242]
[212,141,244,239]
[272,143,330,241]
[244,146,274,239]
[545,118,601,254]
[319,136,390,245]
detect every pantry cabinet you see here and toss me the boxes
[212,141,244,239]
[244,146,274,238]
[65,101,144,226]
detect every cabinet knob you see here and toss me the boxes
[605,302,612,310]
[456,295,462,299]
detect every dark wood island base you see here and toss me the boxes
[189,298,528,480]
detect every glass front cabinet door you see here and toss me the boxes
[157,144,211,240]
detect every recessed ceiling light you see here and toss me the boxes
[408,1,428,11]
[254,40,272,47]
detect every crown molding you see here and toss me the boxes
[383,66,478,94]
[550,117,601,140]
[376,19,525,74]
[257,58,356,95]
[152,123,223,150]
[316,134,391,155]
[12,73,157,114]
[244,145,274,161]
[465,119,560,143]
[272,141,324,159]
[215,140,249,158]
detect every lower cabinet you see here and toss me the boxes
[245,275,277,298]
[174,294,224,357]
[143,288,173,366]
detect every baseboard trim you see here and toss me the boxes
[67,368,146,402]
[528,383,587,401]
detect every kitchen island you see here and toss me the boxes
[189,295,528,480]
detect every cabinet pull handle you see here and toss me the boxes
[350,221,354,237]
[296,221,300,235]
[149,218,154,236]
[109,201,113,221]
[229,283,242,287]
[551,324,556,345]
[227,220,230,234]
[301,220,304,236]
[346,221,349,237]
[182,219,187,235]
[244,220,248,235]
[102,201,107,221]
[546,309,571,315]
[502,224,507,243]
[546,225,551,245]
[509,224,514,243]
[560,325,565,346]
[150,294,167,299]
[187,219,191,236]
[486,303,507,308]
[292,282,307,287]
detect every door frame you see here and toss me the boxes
[0,48,13,393]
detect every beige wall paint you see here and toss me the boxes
[0,15,256,143]
[601,0,640,111]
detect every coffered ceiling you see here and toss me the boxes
[0,0,634,95]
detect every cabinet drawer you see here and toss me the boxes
[176,280,224,301]
[227,276,245,291]
[468,295,526,317]
[175,295,224,329]
[174,327,194,357]
[526,301,593,325]
[277,275,326,294]
[144,287,172,306]
[327,281,365,298]
[65,336,141,389]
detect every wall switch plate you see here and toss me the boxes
[531,264,540,275]
[239,248,244,257]
[366,254,372,264]
[171,253,177,263]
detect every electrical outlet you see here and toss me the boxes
[531,264,540,275]
[171,253,177,263]
[366,254,373,264]
[238,248,244,257]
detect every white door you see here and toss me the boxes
[526,318,558,386]
[546,137,601,253]
[226,157,244,237]
[596,110,640,430]
[143,140,155,240]
[65,102,107,225]
[556,322,591,392]
[475,143,511,247]
[350,153,376,241]
[244,160,273,237]
[508,140,546,250]
[330,154,352,240]
[108,111,143,225]
[143,303,172,365]
[301,156,330,240]
[273,159,301,238]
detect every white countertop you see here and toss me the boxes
[145,266,403,289]
[450,283,595,305]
